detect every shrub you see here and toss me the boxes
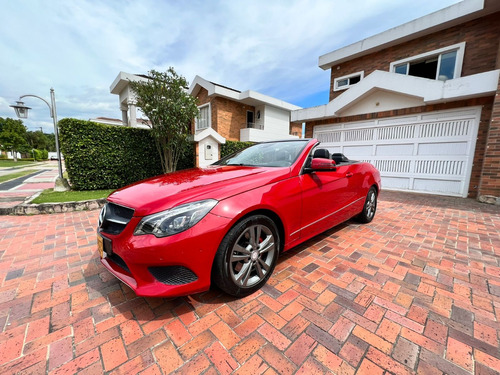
[221,140,254,158]
[59,119,163,190]
[177,142,195,171]
[33,149,47,161]
[33,149,42,160]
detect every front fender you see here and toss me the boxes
[211,177,302,247]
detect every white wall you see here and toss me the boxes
[7,151,22,159]
[263,106,290,133]
[198,137,219,167]
[240,128,298,142]
[240,105,296,142]
[255,105,265,130]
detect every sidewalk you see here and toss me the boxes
[0,162,59,210]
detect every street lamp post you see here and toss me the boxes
[10,88,70,191]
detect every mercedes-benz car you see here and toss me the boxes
[97,139,381,297]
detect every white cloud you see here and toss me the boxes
[0,0,461,130]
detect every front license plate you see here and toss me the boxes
[97,234,104,258]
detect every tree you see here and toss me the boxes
[129,68,199,173]
[26,130,51,150]
[45,133,56,152]
[0,117,28,161]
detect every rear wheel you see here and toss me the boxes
[356,186,377,223]
[212,215,279,297]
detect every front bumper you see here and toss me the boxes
[98,212,232,297]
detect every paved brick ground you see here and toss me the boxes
[0,191,499,374]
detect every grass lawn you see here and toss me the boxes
[0,160,39,168]
[31,189,114,204]
[0,169,38,183]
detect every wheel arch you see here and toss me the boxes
[229,209,285,254]
[209,208,285,296]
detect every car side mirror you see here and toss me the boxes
[307,158,337,172]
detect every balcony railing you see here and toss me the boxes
[246,122,264,130]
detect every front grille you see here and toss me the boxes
[149,266,198,285]
[107,253,130,273]
[99,202,134,235]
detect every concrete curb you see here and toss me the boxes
[0,198,107,215]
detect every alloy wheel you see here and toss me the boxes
[229,224,276,288]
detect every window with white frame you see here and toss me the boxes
[390,42,465,81]
[334,71,364,91]
[196,103,211,131]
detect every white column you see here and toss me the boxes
[128,100,137,127]
[121,106,128,126]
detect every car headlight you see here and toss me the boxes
[134,199,218,238]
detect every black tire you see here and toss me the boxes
[356,186,377,223]
[212,215,280,297]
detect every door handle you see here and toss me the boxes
[346,172,353,178]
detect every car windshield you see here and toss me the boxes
[214,140,309,167]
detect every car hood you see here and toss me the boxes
[107,165,291,216]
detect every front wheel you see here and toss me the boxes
[212,215,280,297]
[356,186,377,223]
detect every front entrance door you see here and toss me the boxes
[247,111,254,128]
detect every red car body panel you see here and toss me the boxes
[98,139,381,297]
[108,166,292,217]
[100,213,231,297]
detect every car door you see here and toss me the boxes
[298,164,353,239]
[339,162,367,218]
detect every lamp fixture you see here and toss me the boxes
[9,101,31,119]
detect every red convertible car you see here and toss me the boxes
[97,139,381,297]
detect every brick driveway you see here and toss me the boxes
[1,191,499,374]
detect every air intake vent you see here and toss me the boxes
[108,253,130,273]
[149,266,198,285]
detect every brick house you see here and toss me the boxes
[110,72,301,167]
[188,76,302,166]
[292,0,500,203]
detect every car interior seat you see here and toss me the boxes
[331,153,349,164]
[313,149,330,159]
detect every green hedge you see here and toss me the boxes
[221,140,254,158]
[59,119,163,190]
[177,142,195,171]
[33,149,48,160]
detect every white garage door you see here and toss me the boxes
[313,107,481,197]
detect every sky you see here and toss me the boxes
[0,0,462,133]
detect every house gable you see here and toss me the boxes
[338,90,424,117]
[189,75,301,111]
[192,128,226,168]
[189,75,301,142]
